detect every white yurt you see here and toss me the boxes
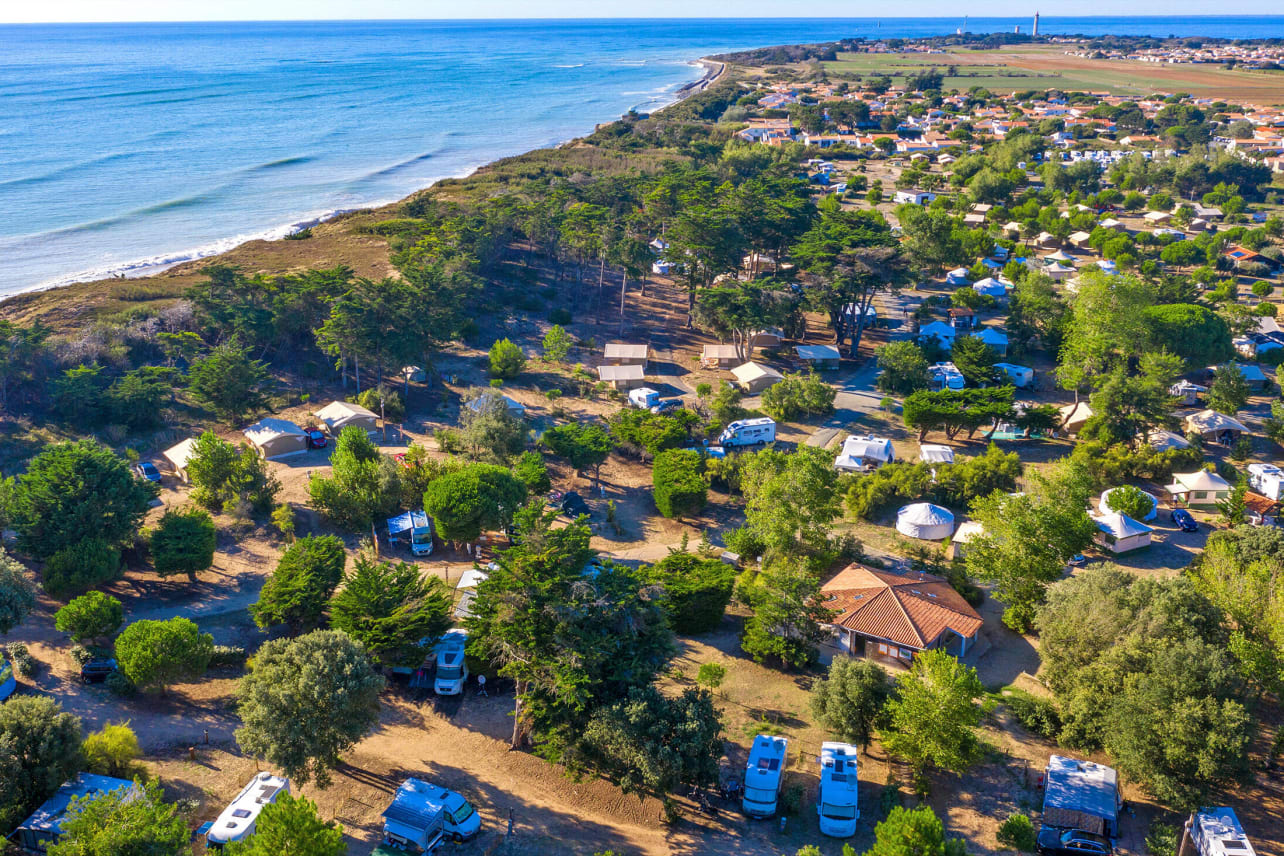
[895,503,955,541]
[1097,487,1159,522]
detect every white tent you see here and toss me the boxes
[243,418,309,460]
[834,435,894,472]
[918,321,956,348]
[945,268,971,285]
[1093,513,1153,554]
[975,327,1009,355]
[972,277,1007,297]
[1167,469,1233,508]
[949,520,986,559]
[1183,409,1248,440]
[731,361,784,394]
[314,400,379,435]
[1144,429,1191,452]
[896,503,955,541]
[919,444,955,464]
[1098,487,1159,521]
[466,390,526,418]
[162,438,199,482]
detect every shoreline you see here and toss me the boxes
[1,56,723,307]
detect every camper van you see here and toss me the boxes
[628,387,661,409]
[1249,463,1284,501]
[718,417,777,448]
[817,742,860,837]
[742,734,788,818]
[993,362,1035,389]
[388,510,434,556]
[382,778,481,849]
[206,773,290,847]
[433,629,469,696]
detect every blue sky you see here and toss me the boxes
[3,1,1280,23]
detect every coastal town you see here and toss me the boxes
[3,30,1284,856]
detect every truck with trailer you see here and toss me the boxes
[206,773,290,848]
[817,741,860,837]
[742,733,787,818]
[388,510,434,557]
[718,417,777,448]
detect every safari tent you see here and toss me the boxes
[731,362,784,394]
[162,438,199,483]
[314,401,379,435]
[243,418,308,460]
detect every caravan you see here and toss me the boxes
[1249,463,1284,500]
[742,734,788,818]
[718,417,777,448]
[433,629,469,696]
[817,742,860,838]
[206,773,290,847]
[388,510,434,556]
[382,778,481,849]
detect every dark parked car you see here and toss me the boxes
[133,462,161,483]
[561,491,591,518]
[1170,508,1198,532]
[305,427,328,449]
[80,658,118,683]
[1037,828,1112,856]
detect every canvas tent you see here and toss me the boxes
[597,364,644,390]
[1184,409,1249,444]
[794,344,841,370]
[895,503,954,540]
[701,344,741,369]
[974,327,1008,356]
[945,267,970,285]
[834,435,894,472]
[603,343,649,366]
[949,521,985,560]
[243,418,308,460]
[731,361,783,394]
[1058,401,1093,435]
[1144,429,1191,452]
[972,277,1007,297]
[1167,469,1233,509]
[162,438,199,483]
[314,401,379,436]
[466,390,525,418]
[919,444,954,464]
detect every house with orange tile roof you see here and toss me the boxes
[818,564,984,666]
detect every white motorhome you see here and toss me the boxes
[206,773,290,847]
[742,733,787,818]
[817,742,860,838]
[1249,463,1284,500]
[993,362,1035,389]
[388,510,434,556]
[718,417,776,448]
[628,387,661,409]
[433,629,469,696]
[382,778,482,849]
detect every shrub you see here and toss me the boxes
[68,644,96,667]
[42,539,121,597]
[652,449,708,519]
[696,663,726,690]
[488,338,526,379]
[5,641,35,677]
[779,783,805,815]
[355,386,404,423]
[512,451,551,494]
[105,671,136,697]
[646,552,735,634]
[208,645,248,668]
[1146,821,1181,856]
[1104,485,1153,520]
[1003,688,1062,739]
[998,814,1037,852]
[54,591,124,644]
[84,722,143,779]
[1252,280,1273,297]
[760,371,837,421]
[150,507,218,577]
[548,308,572,325]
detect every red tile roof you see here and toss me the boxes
[820,564,983,650]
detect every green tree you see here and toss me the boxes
[225,792,346,856]
[949,334,1002,387]
[1006,272,1068,354]
[739,447,842,562]
[869,806,965,856]
[46,780,189,856]
[1082,352,1182,446]
[308,425,402,530]
[150,507,218,578]
[107,366,177,432]
[692,282,796,363]
[883,649,984,786]
[1207,364,1250,415]
[760,372,837,421]
[652,449,708,519]
[809,657,893,752]
[489,338,527,379]
[459,390,526,462]
[187,342,270,423]
[422,463,527,543]
[114,617,214,694]
[53,365,107,429]
[609,408,696,460]
[250,535,347,633]
[54,592,124,645]
[896,206,966,274]
[1057,272,1155,392]
[236,629,385,787]
[0,550,36,635]
[1104,485,1154,520]
[542,422,614,484]
[9,440,155,559]
[876,340,932,395]
[42,538,122,598]
[512,451,552,494]
[542,325,573,363]
[645,551,735,634]
[82,722,142,779]
[0,696,85,832]
[329,553,453,668]
[739,563,833,670]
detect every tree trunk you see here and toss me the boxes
[618,269,628,336]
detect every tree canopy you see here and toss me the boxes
[329,553,453,668]
[250,535,347,633]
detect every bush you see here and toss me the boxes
[696,662,726,689]
[760,371,836,421]
[488,338,526,379]
[1146,821,1181,856]
[1003,688,1062,739]
[646,552,735,634]
[779,782,805,816]
[54,591,124,644]
[42,539,121,597]
[1252,280,1274,297]
[652,449,708,519]
[68,644,96,667]
[105,671,137,697]
[208,645,248,668]
[998,814,1037,852]
[548,308,572,325]
[355,386,404,423]
[4,641,35,677]
[150,507,217,577]
[84,722,143,779]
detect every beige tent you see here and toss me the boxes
[162,438,199,483]
[1058,401,1093,435]
[243,418,309,460]
[314,401,378,435]
[597,364,645,390]
[1167,469,1233,509]
[701,344,741,369]
[731,362,783,394]
[1183,409,1249,442]
[949,521,986,560]
[603,343,649,366]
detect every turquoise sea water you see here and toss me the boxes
[4,17,1284,295]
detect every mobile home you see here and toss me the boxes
[718,417,776,448]
[742,734,788,818]
[817,742,860,838]
[16,775,140,853]
[381,778,482,850]
[207,773,290,847]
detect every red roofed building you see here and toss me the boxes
[819,564,983,666]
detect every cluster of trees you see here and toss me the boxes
[844,444,1023,521]
[902,387,1018,441]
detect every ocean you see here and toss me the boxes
[4,17,1284,297]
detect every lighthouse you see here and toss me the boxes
[1032,11,1040,36]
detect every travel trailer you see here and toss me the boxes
[742,734,788,818]
[1249,463,1284,501]
[718,417,777,448]
[206,773,290,847]
[628,387,661,409]
[817,742,860,838]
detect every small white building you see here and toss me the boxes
[948,520,985,560]
[834,435,895,472]
[701,344,741,369]
[895,503,955,541]
[1093,512,1153,554]
[894,190,936,205]
[1167,469,1233,509]
[603,342,649,367]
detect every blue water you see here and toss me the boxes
[4,17,1284,296]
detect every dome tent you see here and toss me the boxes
[896,503,955,541]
